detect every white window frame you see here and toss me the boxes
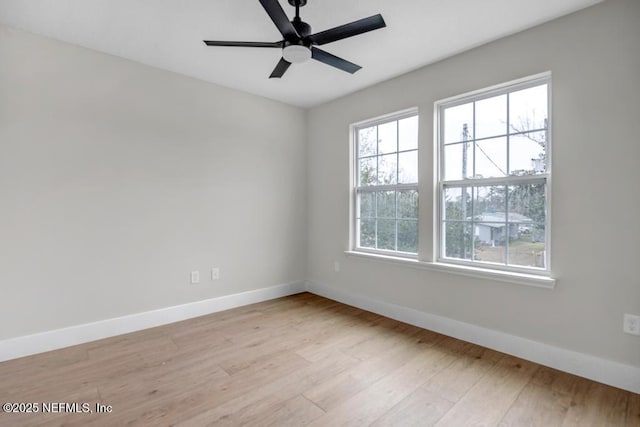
[350,108,419,258]
[435,73,552,276]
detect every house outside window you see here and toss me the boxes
[353,110,419,255]
[437,73,551,274]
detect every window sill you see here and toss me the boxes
[344,250,556,289]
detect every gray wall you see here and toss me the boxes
[307,0,640,367]
[0,25,307,340]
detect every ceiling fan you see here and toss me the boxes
[203,0,386,78]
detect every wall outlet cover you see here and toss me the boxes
[623,313,640,336]
[190,271,200,284]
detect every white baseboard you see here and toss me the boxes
[305,280,640,394]
[3,279,637,394]
[0,281,305,363]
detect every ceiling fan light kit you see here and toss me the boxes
[203,0,386,78]
[282,44,311,64]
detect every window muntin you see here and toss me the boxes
[354,112,419,255]
[438,76,550,273]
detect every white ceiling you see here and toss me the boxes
[0,0,601,108]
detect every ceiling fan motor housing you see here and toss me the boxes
[292,17,312,38]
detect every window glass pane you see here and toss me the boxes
[377,219,396,250]
[444,221,472,260]
[474,225,506,264]
[509,132,546,175]
[398,220,418,253]
[359,157,377,186]
[474,186,507,256]
[475,94,507,139]
[358,126,377,157]
[378,121,397,154]
[359,219,376,248]
[398,190,418,219]
[377,190,396,219]
[509,84,547,133]
[508,223,546,268]
[358,191,375,219]
[443,143,471,181]
[399,116,418,151]
[474,186,506,219]
[443,187,471,220]
[444,103,473,144]
[377,154,397,185]
[475,137,507,178]
[398,150,418,184]
[508,183,546,224]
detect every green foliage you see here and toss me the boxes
[508,183,545,223]
[444,193,472,259]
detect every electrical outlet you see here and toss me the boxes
[211,268,220,280]
[334,261,340,272]
[623,314,640,336]
[190,271,200,284]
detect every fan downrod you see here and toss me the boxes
[288,0,307,7]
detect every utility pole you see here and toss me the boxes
[461,123,470,258]
[462,123,469,180]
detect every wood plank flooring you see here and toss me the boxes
[0,293,637,426]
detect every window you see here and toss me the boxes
[353,110,419,255]
[348,74,552,285]
[437,74,550,274]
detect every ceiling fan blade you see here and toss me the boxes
[269,58,292,78]
[311,47,361,74]
[203,40,282,48]
[259,0,299,41]
[307,14,386,46]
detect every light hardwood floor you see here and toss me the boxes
[0,293,638,426]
